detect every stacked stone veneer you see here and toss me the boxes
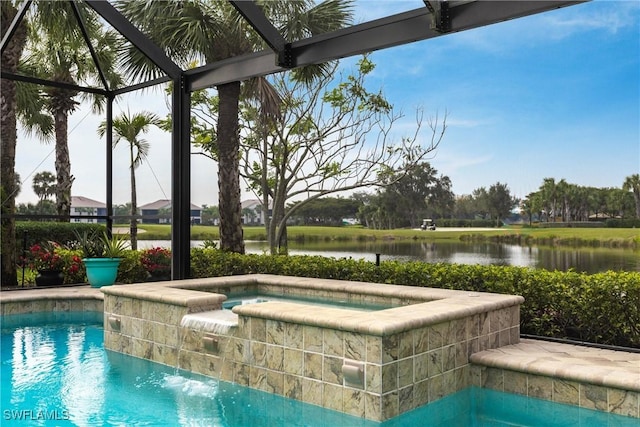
[101,274,522,422]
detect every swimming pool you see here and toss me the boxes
[2,312,636,426]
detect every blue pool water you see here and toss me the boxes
[222,292,394,312]
[1,312,637,426]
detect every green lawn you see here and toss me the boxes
[136,224,640,248]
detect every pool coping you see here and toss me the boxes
[99,274,524,336]
[470,340,640,418]
[0,285,103,304]
[470,338,640,393]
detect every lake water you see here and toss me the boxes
[137,240,640,274]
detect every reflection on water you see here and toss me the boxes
[137,240,639,274]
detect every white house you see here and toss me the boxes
[241,199,269,225]
[139,199,202,224]
[70,196,106,223]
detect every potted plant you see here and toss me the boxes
[24,241,65,286]
[74,229,129,287]
[140,247,171,281]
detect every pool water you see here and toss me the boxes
[1,313,637,426]
[222,292,395,312]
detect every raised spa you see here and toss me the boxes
[100,274,523,422]
[221,292,396,312]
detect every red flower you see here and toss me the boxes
[140,247,171,274]
[24,242,65,271]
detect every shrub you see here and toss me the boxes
[23,242,65,271]
[16,222,105,251]
[188,249,640,348]
[116,251,148,284]
[57,248,85,284]
[140,247,171,275]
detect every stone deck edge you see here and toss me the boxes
[470,339,640,393]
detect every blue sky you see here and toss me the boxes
[14,0,639,206]
[354,0,639,199]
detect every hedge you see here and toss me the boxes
[15,222,105,251]
[190,249,640,348]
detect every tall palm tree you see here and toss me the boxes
[623,174,640,218]
[1,1,28,286]
[539,178,558,222]
[117,0,353,253]
[98,111,160,250]
[20,2,122,221]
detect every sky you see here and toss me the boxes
[13,0,640,207]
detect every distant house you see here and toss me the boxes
[241,199,269,225]
[70,196,107,223]
[139,199,202,224]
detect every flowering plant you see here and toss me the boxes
[64,253,84,282]
[140,247,171,274]
[25,241,65,271]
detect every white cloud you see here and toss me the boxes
[542,1,640,37]
[431,151,493,174]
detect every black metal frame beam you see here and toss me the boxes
[0,0,31,54]
[112,76,172,96]
[105,95,115,235]
[229,0,294,68]
[0,71,109,96]
[69,0,110,91]
[188,0,585,90]
[85,0,182,80]
[170,76,191,280]
[423,1,451,33]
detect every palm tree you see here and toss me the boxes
[20,2,122,221]
[32,171,57,204]
[623,174,640,219]
[117,0,353,253]
[1,1,29,286]
[539,178,558,222]
[98,111,160,250]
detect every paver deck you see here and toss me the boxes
[470,338,640,418]
[471,338,640,391]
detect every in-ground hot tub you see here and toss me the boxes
[101,274,523,422]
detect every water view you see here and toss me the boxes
[137,240,640,274]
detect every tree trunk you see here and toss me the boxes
[130,145,138,250]
[1,3,27,287]
[274,195,288,254]
[217,82,244,253]
[54,112,73,221]
[1,81,19,287]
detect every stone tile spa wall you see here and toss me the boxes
[1,287,103,316]
[101,275,523,422]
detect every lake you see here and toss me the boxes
[137,240,640,274]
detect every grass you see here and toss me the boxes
[135,224,640,249]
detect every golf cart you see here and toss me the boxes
[421,218,436,230]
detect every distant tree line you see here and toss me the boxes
[15,166,639,231]
[521,175,639,224]
[283,170,639,229]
